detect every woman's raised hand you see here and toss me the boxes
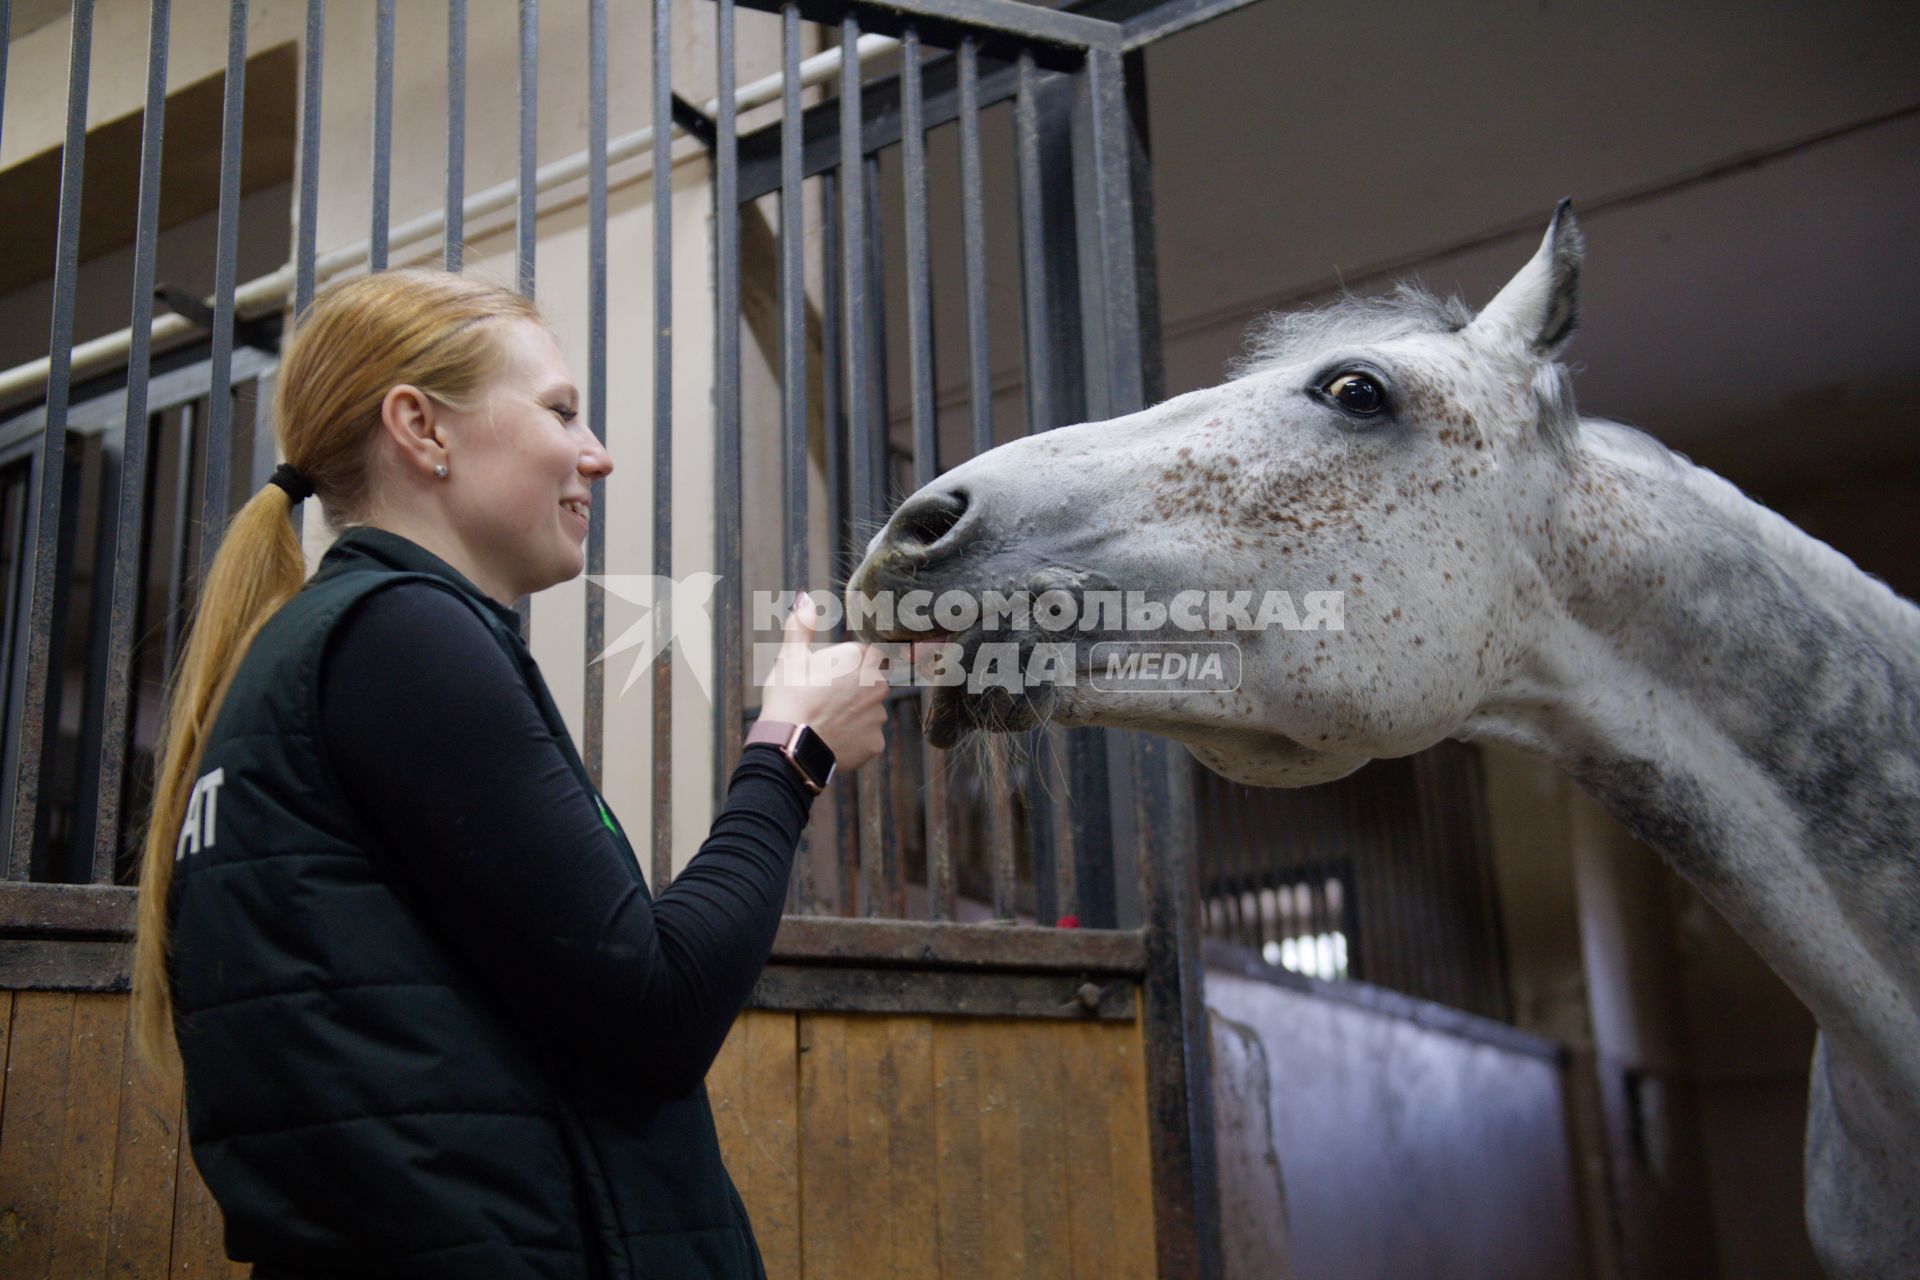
[756,592,890,772]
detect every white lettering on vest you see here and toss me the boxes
[176,767,226,860]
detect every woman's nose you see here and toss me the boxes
[582,441,614,478]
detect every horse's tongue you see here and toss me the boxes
[923,686,969,750]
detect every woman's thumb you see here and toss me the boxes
[782,591,820,650]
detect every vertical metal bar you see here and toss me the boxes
[898,26,951,921]
[901,29,935,470]
[70,436,121,881]
[161,406,198,684]
[0,468,26,857]
[648,0,673,890]
[444,0,466,270]
[957,36,992,460]
[840,16,884,916]
[294,0,324,318]
[7,0,94,878]
[369,0,395,270]
[712,0,743,812]
[582,0,608,787]
[512,0,539,639]
[987,737,1016,919]
[0,0,11,153]
[1013,52,1052,435]
[820,170,857,917]
[516,0,538,296]
[1082,42,1222,1276]
[861,150,903,916]
[92,0,173,884]
[861,153,892,522]
[200,0,248,581]
[778,3,812,914]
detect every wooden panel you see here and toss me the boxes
[932,1018,986,1277]
[106,998,183,1277]
[0,991,13,1135]
[169,1118,238,1277]
[709,1009,801,1279]
[881,1018,937,1275]
[1009,1020,1073,1278]
[0,991,77,1275]
[1098,1019,1157,1275]
[0,990,1156,1280]
[1059,1019,1120,1278]
[49,992,129,1278]
[798,1013,851,1279]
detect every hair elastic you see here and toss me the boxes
[268,462,316,504]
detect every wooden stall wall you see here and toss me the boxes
[0,994,1155,1279]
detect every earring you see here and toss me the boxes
[433,464,449,479]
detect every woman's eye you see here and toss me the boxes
[551,405,578,424]
[1322,372,1386,417]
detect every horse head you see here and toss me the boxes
[850,204,1589,787]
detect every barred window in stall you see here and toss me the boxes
[1194,741,1515,1023]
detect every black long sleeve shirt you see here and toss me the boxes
[319,582,812,1094]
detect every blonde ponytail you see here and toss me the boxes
[131,485,306,1068]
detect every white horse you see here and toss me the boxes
[848,205,1919,1278]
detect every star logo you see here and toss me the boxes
[585,573,723,703]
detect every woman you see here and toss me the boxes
[131,269,889,1278]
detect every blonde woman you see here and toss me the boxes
[133,269,888,1279]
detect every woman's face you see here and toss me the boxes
[441,320,613,602]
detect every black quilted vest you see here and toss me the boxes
[168,526,763,1279]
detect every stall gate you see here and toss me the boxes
[0,0,1263,1275]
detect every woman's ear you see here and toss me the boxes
[378,384,448,478]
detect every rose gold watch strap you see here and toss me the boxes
[745,720,800,751]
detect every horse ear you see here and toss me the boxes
[1473,199,1583,357]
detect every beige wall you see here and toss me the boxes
[0,0,307,169]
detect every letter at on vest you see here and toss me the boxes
[168,527,765,1279]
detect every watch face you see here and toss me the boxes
[790,726,837,789]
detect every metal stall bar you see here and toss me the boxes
[741,0,1114,52]
[837,13,887,917]
[370,0,396,270]
[516,0,538,296]
[89,0,174,885]
[514,0,538,637]
[951,34,1010,924]
[445,0,467,270]
[200,0,249,580]
[778,3,813,913]
[712,0,745,810]
[5,0,94,878]
[898,26,954,922]
[1013,52,1092,926]
[820,170,858,916]
[0,0,9,147]
[583,0,608,785]
[861,147,903,916]
[295,0,324,318]
[1074,41,1221,1277]
[649,0,674,890]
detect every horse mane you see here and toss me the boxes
[1230,283,1473,379]
[1579,418,1920,636]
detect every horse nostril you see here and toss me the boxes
[891,488,970,558]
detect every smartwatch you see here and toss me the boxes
[745,720,836,794]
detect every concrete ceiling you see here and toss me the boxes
[1141,0,1920,504]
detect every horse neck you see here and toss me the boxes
[1467,421,1920,1093]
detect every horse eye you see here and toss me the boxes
[1323,372,1386,416]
